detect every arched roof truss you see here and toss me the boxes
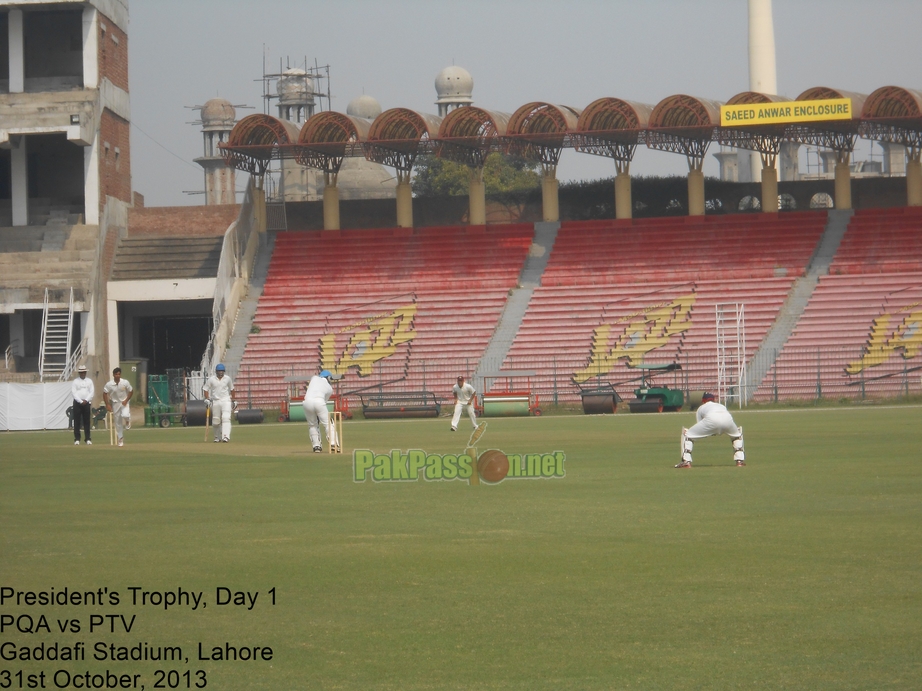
[436,107,510,168]
[296,112,370,174]
[646,95,722,162]
[505,102,581,166]
[786,87,866,152]
[573,98,652,164]
[860,86,922,154]
[365,108,442,172]
[221,114,300,175]
[716,91,791,162]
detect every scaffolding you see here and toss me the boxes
[716,303,746,408]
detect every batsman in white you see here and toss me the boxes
[450,375,478,432]
[103,366,133,447]
[304,370,339,453]
[203,363,236,443]
[676,392,745,468]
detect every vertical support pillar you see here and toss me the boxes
[82,7,98,89]
[687,168,705,216]
[396,172,413,228]
[323,177,340,231]
[907,155,922,207]
[253,180,267,234]
[468,167,486,226]
[8,9,23,94]
[834,153,852,210]
[760,165,778,213]
[541,169,559,222]
[614,170,632,220]
[11,136,28,226]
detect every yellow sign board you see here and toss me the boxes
[720,98,852,127]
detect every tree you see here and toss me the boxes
[412,152,541,197]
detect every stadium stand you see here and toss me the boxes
[753,207,922,401]
[498,212,829,404]
[235,224,533,407]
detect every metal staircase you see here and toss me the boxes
[39,288,74,382]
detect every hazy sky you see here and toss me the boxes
[128,0,922,207]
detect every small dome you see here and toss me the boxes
[278,68,314,105]
[435,65,473,102]
[201,98,235,128]
[346,94,382,120]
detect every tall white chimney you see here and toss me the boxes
[746,0,778,182]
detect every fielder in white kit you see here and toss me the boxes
[676,392,745,468]
[451,375,478,432]
[203,363,236,443]
[304,370,339,453]
[103,367,133,447]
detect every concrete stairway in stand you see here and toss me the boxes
[474,221,559,390]
[223,232,274,379]
[744,209,853,399]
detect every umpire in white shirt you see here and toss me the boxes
[71,365,95,445]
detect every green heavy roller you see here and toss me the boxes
[626,362,685,413]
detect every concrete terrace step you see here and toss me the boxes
[111,237,223,281]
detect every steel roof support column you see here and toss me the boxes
[469,167,486,226]
[687,155,706,217]
[908,146,922,207]
[396,170,413,228]
[323,172,340,231]
[541,164,559,222]
[614,160,632,220]
[760,150,778,213]
[834,150,852,210]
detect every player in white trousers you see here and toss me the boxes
[204,363,236,442]
[304,370,339,453]
[103,367,133,447]
[451,375,479,432]
[677,392,745,468]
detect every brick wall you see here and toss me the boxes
[128,205,240,237]
[98,14,128,92]
[99,111,131,206]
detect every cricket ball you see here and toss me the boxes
[477,450,509,484]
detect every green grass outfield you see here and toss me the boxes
[1,407,920,690]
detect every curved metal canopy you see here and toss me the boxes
[436,107,510,168]
[573,97,652,163]
[506,102,581,166]
[646,95,723,161]
[786,87,867,152]
[365,108,442,172]
[860,86,922,152]
[716,91,791,155]
[221,114,300,175]
[296,112,371,174]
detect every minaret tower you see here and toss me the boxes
[747,0,778,182]
[194,98,237,205]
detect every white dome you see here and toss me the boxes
[435,65,473,102]
[277,68,313,105]
[200,98,235,129]
[346,94,382,120]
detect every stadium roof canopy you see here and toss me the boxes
[219,85,922,174]
[860,86,922,153]
[364,108,442,172]
[505,102,581,166]
[223,113,299,175]
[436,107,510,168]
[646,95,723,166]
[296,112,370,174]
[573,98,652,168]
